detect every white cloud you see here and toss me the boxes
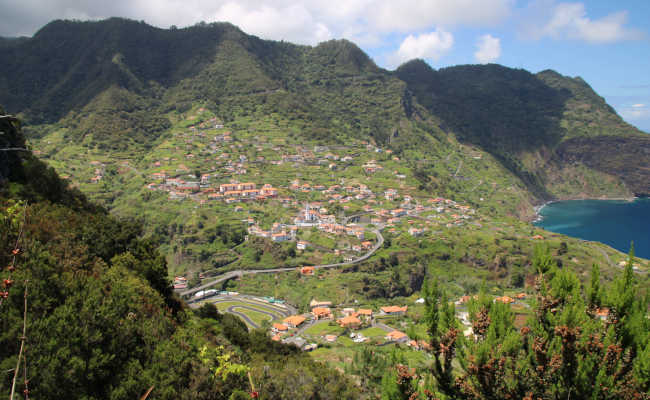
[474,34,501,63]
[365,0,513,32]
[210,2,331,44]
[619,103,650,121]
[390,30,454,66]
[522,1,643,43]
[0,0,513,44]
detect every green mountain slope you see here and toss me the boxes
[0,108,359,400]
[395,60,649,197]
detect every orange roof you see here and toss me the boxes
[515,293,527,299]
[271,334,282,341]
[495,296,515,304]
[300,266,315,275]
[381,306,408,313]
[338,315,361,326]
[273,323,288,331]
[283,315,306,326]
[595,307,610,317]
[312,307,332,317]
[386,330,407,340]
[357,309,372,316]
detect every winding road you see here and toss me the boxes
[180,227,384,299]
[225,305,279,329]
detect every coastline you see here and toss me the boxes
[532,195,639,224]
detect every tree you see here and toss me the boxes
[452,245,649,399]
[422,278,459,397]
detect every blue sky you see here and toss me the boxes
[1,0,649,132]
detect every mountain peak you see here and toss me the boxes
[311,39,377,74]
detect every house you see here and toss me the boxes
[312,307,333,320]
[338,315,361,329]
[324,335,337,343]
[310,299,332,308]
[297,241,309,250]
[272,323,288,333]
[271,232,289,242]
[381,306,408,315]
[390,208,406,217]
[341,308,356,316]
[385,330,409,343]
[300,266,315,275]
[283,315,306,328]
[384,189,399,201]
[515,293,527,300]
[357,309,373,318]
[361,241,373,250]
[494,296,515,304]
[595,307,610,321]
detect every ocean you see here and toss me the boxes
[534,198,650,259]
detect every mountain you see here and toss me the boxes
[395,60,650,198]
[1,18,647,201]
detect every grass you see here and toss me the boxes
[358,327,387,338]
[206,300,286,326]
[228,307,274,327]
[303,322,345,336]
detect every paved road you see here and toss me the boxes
[226,307,260,329]
[226,305,279,329]
[179,228,384,298]
[191,295,295,316]
[372,320,396,333]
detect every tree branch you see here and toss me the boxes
[10,281,28,400]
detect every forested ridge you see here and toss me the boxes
[1,18,648,198]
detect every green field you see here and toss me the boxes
[303,322,345,337]
[358,327,388,338]
[229,307,274,328]
[205,300,286,328]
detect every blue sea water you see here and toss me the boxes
[534,198,650,259]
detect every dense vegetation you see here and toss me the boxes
[377,247,649,399]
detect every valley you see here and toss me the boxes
[1,18,649,399]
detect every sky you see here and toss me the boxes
[1,0,649,132]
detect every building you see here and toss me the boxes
[341,308,356,316]
[357,309,373,318]
[385,330,408,343]
[272,323,288,333]
[494,296,515,304]
[312,307,332,320]
[310,299,333,308]
[283,315,306,328]
[300,266,315,275]
[338,315,361,329]
[381,306,408,315]
[297,241,308,250]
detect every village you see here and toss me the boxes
[183,285,572,357]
